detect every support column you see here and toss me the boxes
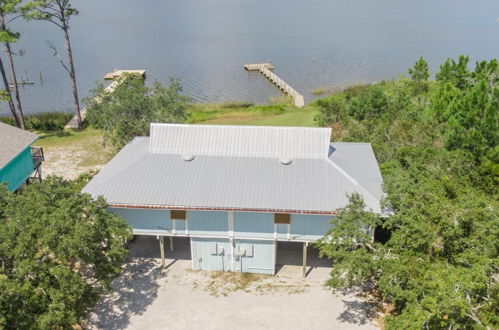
[169,236,174,252]
[159,236,165,268]
[302,242,308,278]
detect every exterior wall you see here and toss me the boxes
[290,214,333,241]
[189,211,227,236]
[109,208,333,242]
[0,146,34,191]
[191,237,274,274]
[109,208,171,233]
[109,208,332,274]
[234,212,273,239]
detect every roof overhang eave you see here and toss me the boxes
[106,202,341,216]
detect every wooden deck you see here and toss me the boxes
[65,70,146,129]
[244,63,304,107]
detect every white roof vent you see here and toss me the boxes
[279,158,292,165]
[182,154,195,162]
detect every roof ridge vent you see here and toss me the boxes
[182,154,195,162]
[279,158,292,165]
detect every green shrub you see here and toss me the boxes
[0,112,72,131]
[347,84,389,120]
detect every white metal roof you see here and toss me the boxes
[0,122,38,169]
[150,123,331,159]
[83,124,384,214]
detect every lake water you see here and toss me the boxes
[3,0,499,115]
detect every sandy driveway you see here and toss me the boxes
[88,237,380,330]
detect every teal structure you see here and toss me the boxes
[0,146,35,191]
[0,122,41,191]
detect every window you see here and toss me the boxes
[171,210,187,220]
[274,213,290,224]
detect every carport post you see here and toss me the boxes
[170,236,174,252]
[302,242,309,278]
[159,236,165,268]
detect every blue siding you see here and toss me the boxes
[109,208,171,233]
[110,208,333,242]
[236,239,274,274]
[192,238,231,271]
[0,146,34,191]
[109,208,333,275]
[189,211,227,236]
[291,214,333,241]
[192,237,274,274]
[234,212,273,238]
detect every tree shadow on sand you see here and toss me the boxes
[87,257,162,329]
[336,287,382,326]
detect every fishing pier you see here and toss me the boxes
[244,63,304,107]
[65,70,146,129]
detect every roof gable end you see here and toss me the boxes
[149,123,332,159]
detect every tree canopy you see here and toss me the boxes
[85,75,190,148]
[0,176,132,329]
[315,56,499,329]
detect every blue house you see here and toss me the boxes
[83,124,384,275]
[0,122,44,191]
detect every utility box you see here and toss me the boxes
[243,244,253,257]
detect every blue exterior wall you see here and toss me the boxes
[108,208,333,274]
[109,208,171,233]
[0,146,34,191]
[192,237,274,274]
[191,238,231,271]
[290,214,333,241]
[109,208,333,241]
[236,239,274,274]
[234,212,273,239]
[189,211,227,236]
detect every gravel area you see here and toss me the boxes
[88,236,380,330]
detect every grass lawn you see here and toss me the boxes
[34,127,114,179]
[189,103,318,127]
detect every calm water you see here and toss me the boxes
[3,0,499,115]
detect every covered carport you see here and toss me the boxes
[275,241,331,278]
[128,235,192,270]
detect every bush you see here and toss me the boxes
[0,112,72,131]
[347,84,389,120]
[314,95,346,126]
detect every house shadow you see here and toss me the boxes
[87,236,191,329]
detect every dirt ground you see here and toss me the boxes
[35,129,113,180]
[87,236,380,330]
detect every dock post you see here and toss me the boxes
[302,242,308,278]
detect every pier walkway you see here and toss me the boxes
[65,70,146,129]
[244,63,304,107]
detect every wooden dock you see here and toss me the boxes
[244,63,304,107]
[65,70,146,129]
[104,69,146,80]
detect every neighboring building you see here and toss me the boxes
[0,122,44,191]
[83,124,384,275]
